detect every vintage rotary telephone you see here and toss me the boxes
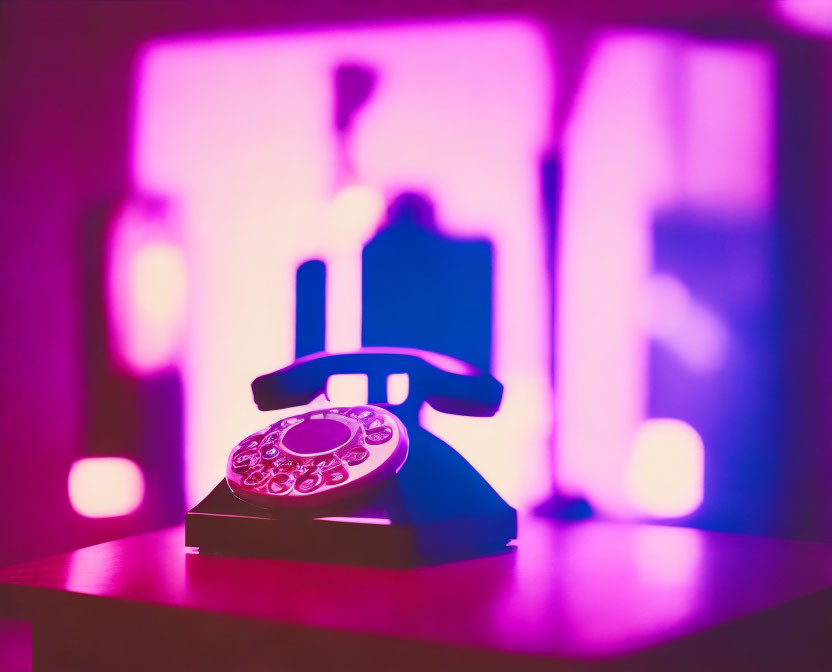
[186,347,516,566]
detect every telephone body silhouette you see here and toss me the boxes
[186,347,517,566]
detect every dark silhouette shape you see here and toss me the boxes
[362,193,494,372]
[333,63,378,135]
[294,259,326,358]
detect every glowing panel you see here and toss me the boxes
[678,45,773,213]
[325,184,385,353]
[386,373,409,405]
[327,184,385,248]
[317,516,392,525]
[326,374,369,405]
[108,200,187,373]
[134,22,552,508]
[777,0,832,35]
[68,457,145,518]
[627,419,704,518]
[556,35,673,515]
[556,33,771,517]
[644,274,729,374]
[503,517,703,653]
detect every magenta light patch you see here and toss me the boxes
[130,21,553,509]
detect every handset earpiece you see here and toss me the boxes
[251,347,502,416]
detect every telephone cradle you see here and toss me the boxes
[185,348,517,567]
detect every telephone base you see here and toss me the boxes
[186,479,516,567]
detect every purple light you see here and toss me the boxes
[326,184,386,353]
[644,274,729,374]
[500,517,704,655]
[317,516,392,525]
[556,35,669,516]
[134,21,552,508]
[108,199,186,374]
[777,0,832,35]
[677,44,773,214]
[628,419,704,518]
[556,33,772,518]
[68,457,145,518]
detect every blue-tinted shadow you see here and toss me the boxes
[362,193,493,373]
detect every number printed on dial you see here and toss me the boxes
[225,405,408,509]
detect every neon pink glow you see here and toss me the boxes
[777,0,832,35]
[677,45,773,214]
[134,22,552,508]
[317,516,392,525]
[108,199,187,374]
[556,34,772,517]
[500,516,703,655]
[68,457,145,518]
[325,184,385,353]
[645,274,729,374]
[556,35,670,516]
[628,419,705,518]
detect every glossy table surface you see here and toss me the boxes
[3,516,832,668]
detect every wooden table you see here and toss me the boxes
[2,516,832,670]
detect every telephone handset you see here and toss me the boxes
[225,347,503,510]
[250,347,503,417]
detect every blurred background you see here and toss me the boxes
[2,0,832,569]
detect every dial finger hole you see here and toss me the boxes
[313,454,341,469]
[260,444,280,460]
[235,439,260,453]
[279,417,301,430]
[267,473,294,495]
[232,450,257,473]
[233,450,255,464]
[323,465,349,485]
[274,453,295,470]
[365,428,393,445]
[342,447,369,466]
[295,471,324,494]
[261,430,281,445]
[349,409,373,420]
[243,469,269,487]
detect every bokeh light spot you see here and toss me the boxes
[628,419,704,518]
[326,373,369,405]
[68,457,145,518]
[386,373,409,405]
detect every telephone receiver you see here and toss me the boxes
[251,346,503,420]
[228,346,505,511]
[249,346,514,522]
